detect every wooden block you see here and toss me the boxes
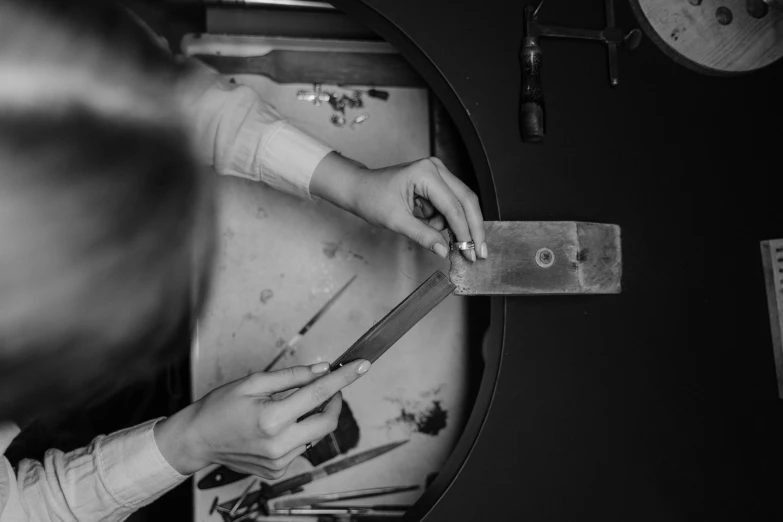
[192,50,424,87]
[449,221,622,296]
[760,239,783,399]
[630,0,783,74]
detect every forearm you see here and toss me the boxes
[153,402,208,476]
[309,151,369,214]
[9,420,186,522]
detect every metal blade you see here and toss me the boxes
[330,271,455,369]
[271,485,419,509]
[266,440,409,498]
[322,440,409,476]
[269,507,406,517]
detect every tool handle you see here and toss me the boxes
[366,88,390,101]
[268,472,315,497]
[196,465,249,490]
[519,36,545,143]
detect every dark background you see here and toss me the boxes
[8,1,783,521]
[352,1,782,520]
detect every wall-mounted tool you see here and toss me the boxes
[520,0,642,142]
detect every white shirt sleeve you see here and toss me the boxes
[0,420,186,522]
[178,60,334,200]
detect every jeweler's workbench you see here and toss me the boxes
[173,0,783,519]
[192,74,477,520]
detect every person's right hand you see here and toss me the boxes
[153,359,371,478]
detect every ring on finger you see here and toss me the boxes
[455,241,475,251]
[305,442,313,452]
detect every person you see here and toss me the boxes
[0,1,486,520]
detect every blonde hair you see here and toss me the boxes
[0,0,216,422]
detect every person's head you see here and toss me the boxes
[0,0,216,423]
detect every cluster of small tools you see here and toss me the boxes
[296,84,389,128]
[204,440,415,521]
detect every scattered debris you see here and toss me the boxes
[322,241,342,258]
[259,289,274,304]
[384,392,449,436]
[350,113,369,128]
[295,84,387,128]
[329,91,364,113]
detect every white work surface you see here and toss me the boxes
[192,75,473,521]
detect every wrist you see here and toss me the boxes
[310,151,369,214]
[153,403,209,476]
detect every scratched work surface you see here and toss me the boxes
[192,74,474,520]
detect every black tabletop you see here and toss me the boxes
[334,1,783,520]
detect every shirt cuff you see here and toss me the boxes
[261,122,333,200]
[97,418,187,508]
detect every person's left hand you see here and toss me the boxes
[311,153,486,262]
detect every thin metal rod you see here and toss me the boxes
[532,0,548,18]
[205,0,335,8]
[271,485,419,509]
[536,24,603,41]
[263,275,356,371]
[229,480,257,517]
[605,0,616,27]
[605,0,618,86]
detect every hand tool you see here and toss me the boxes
[354,89,390,101]
[297,271,456,421]
[198,465,250,490]
[311,505,411,511]
[213,440,409,518]
[270,485,419,510]
[303,399,359,467]
[268,506,407,518]
[264,275,357,372]
[230,480,258,517]
[520,0,642,142]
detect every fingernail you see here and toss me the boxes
[480,242,488,259]
[433,243,448,259]
[467,249,476,262]
[356,360,372,375]
[310,362,330,374]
